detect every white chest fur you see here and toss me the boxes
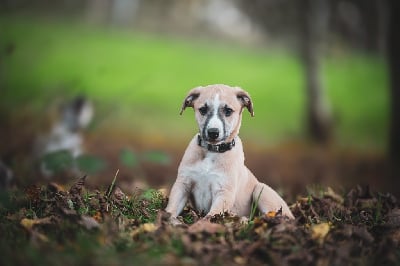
[179,152,229,214]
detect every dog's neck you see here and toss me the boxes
[197,134,236,153]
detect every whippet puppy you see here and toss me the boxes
[166,84,294,222]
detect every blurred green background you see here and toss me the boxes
[1,16,388,148]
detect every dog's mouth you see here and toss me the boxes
[205,139,222,144]
[201,133,226,144]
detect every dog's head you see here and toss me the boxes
[180,84,254,144]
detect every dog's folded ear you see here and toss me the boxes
[236,89,254,117]
[180,87,201,115]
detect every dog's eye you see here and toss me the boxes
[199,106,208,116]
[224,107,233,117]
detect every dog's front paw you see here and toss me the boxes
[157,210,187,227]
[202,214,213,221]
[169,216,186,227]
[239,216,249,224]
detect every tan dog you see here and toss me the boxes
[166,84,294,221]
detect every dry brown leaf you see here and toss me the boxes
[48,182,66,193]
[130,223,158,239]
[20,217,51,246]
[157,187,168,197]
[142,223,157,233]
[324,187,344,204]
[69,175,87,195]
[234,256,247,265]
[20,218,36,230]
[254,223,268,235]
[92,211,103,223]
[297,197,311,204]
[266,211,277,218]
[311,222,330,243]
[25,185,41,202]
[112,186,126,202]
[20,217,52,231]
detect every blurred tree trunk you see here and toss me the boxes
[86,0,140,26]
[388,0,400,162]
[300,0,332,144]
[86,0,113,24]
[110,0,140,25]
[374,0,389,55]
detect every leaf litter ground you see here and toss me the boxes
[1,176,400,265]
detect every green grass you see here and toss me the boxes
[0,16,389,149]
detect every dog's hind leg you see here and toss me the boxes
[253,183,294,219]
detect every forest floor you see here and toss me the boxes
[1,174,400,266]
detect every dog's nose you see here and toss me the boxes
[207,128,220,140]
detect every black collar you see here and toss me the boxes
[197,134,235,153]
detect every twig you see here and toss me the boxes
[106,169,120,198]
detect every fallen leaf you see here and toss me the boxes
[234,256,247,265]
[254,223,268,235]
[20,217,52,231]
[311,222,330,243]
[158,187,168,197]
[20,218,36,230]
[25,185,41,202]
[130,223,158,239]
[142,223,157,233]
[69,175,87,195]
[112,186,126,202]
[297,197,311,204]
[266,211,277,218]
[48,182,66,193]
[324,187,344,204]
[92,211,103,223]
[20,217,51,246]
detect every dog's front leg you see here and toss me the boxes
[205,189,234,218]
[165,180,190,220]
